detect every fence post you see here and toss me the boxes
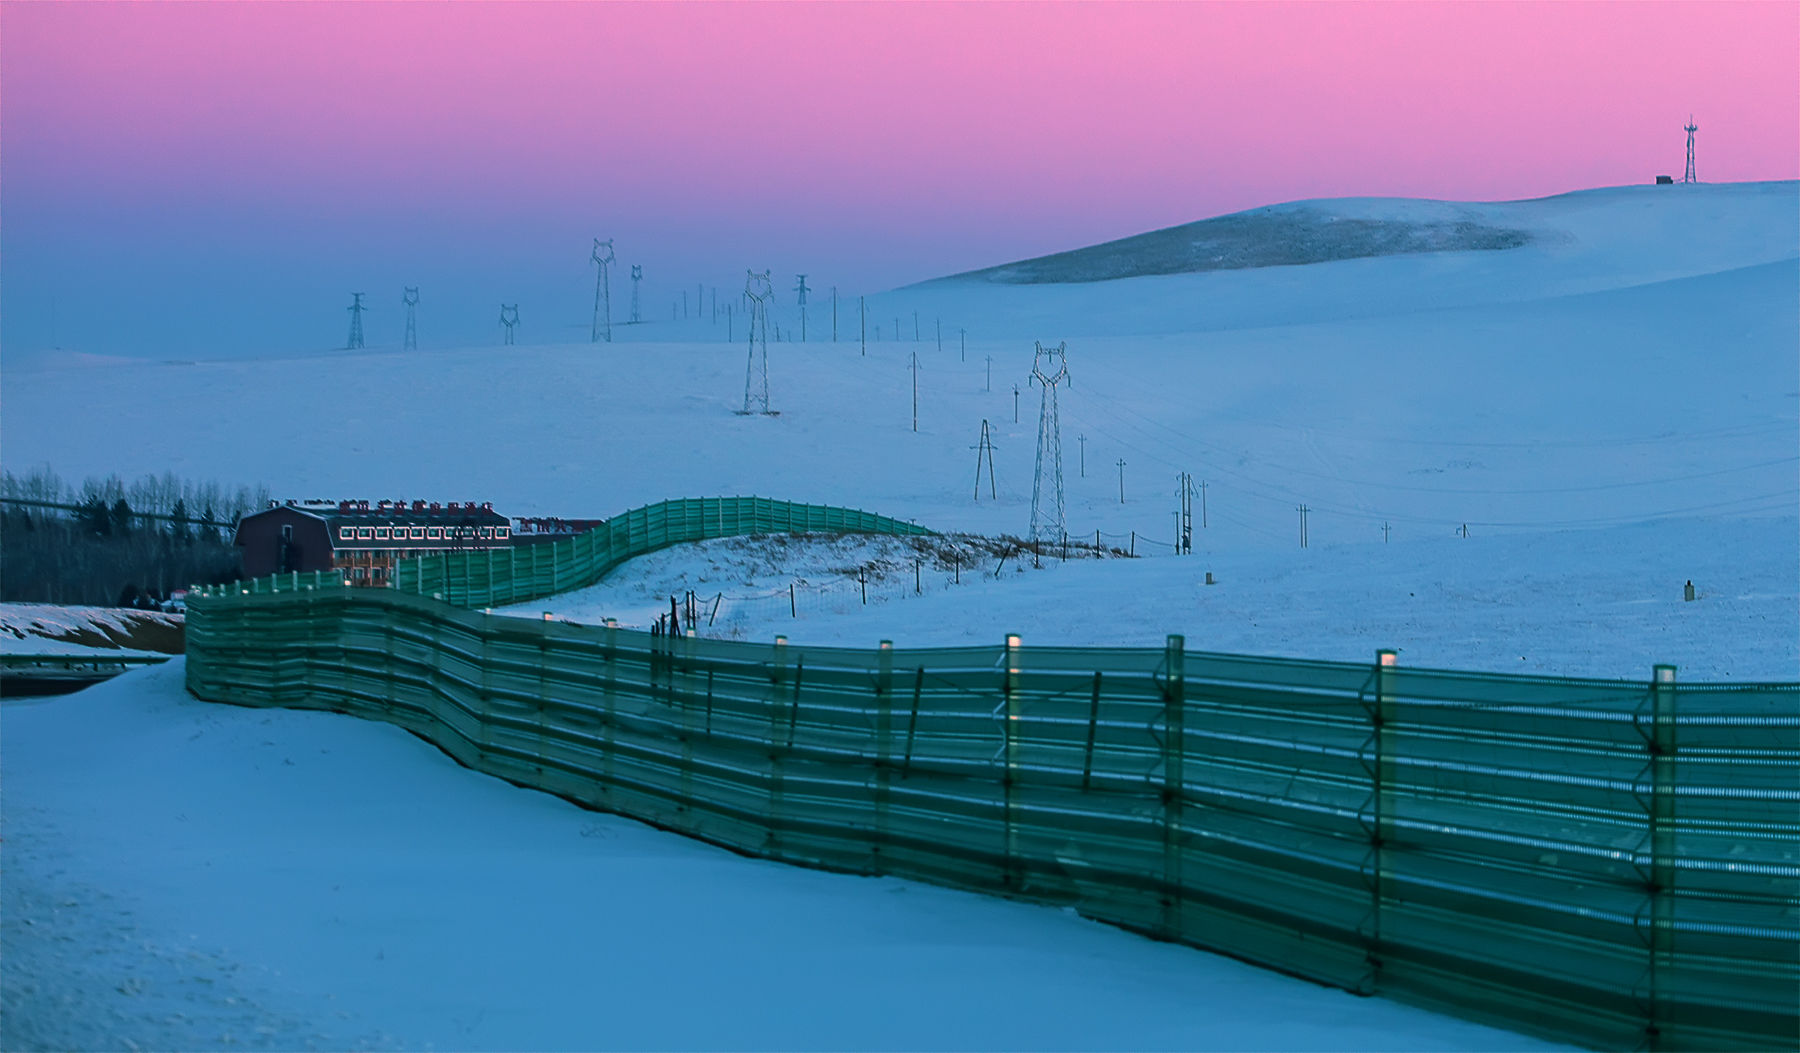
[1003,632,1022,892]
[1647,663,1677,1049]
[600,618,618,803]
[874,640,894,869]
[767,634,790,857]
[1361,648,1398,993]
[1162,634,1186,939]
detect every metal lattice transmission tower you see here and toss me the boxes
[499,304,519,346]
[1683,115,1698,184]
[739,270,776,415]
[402,287,419,350]
[1028,341,1070,542]
[629,265,643,324]
[590,238,616,342]
[346,293,367,349]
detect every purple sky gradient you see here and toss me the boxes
[3,1,1794,357]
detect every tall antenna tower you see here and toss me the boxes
[590,238,616,342]
[971,420,998,500]
[629,265,643,324]
[739,269,776,415]
[1028,341,1069,542]
[499,304,519,345]
[346,293,366,349]
[1683,114,1698,184]
[402,287,419,350]
[794,274,810,341]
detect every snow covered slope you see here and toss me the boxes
[2,181,1792,674]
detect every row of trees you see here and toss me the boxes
[2,467,270,607]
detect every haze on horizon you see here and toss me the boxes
[2,1,1794,361]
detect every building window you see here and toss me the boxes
[339,527,353,540]
[496,527,509,539]
[411,527,425,540]
[353,567,367,580]
[358,527,374,540]
[478,527,491,539]
[281,525,294,540]
[372,566,385,582]
[428,527,443,539]
[376,527,390,539]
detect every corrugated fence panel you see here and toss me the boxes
[184,512,1797,1053]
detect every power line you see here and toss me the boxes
[401,287,418,350]
[740,270,775,415]
[1028,341,1069,542]
[345,293,366,350]
[590,238,615,343]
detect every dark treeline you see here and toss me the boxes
[2,466,270,606]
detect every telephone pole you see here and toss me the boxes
[1116,459,1127,503]
[795,274,810,342]
[401,287,418,350]
[1078,434,1087,477]
[1176,472,1194,554]
[346,293,366,350]
[629,265,643,324]
[910,351,919,432]
[1199,480,1208,528]
[1382,521,1391,543]
[1298,505,1310,548]
[832,286,838,342]
[959,327,966,362]
[590,238,615,342]
[985,355,993,392]
[859,296,866,355]
[1013,385,1020,423]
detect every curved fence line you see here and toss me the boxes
[185,570,1799,1052]
[388,496,933,610]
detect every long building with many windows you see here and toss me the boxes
[234,499,511,586]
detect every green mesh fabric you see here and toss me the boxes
[185,500,1798,1052]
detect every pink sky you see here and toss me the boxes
[2,1,1795,353]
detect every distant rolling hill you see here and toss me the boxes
[931,203,1535,285]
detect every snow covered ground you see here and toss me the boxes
[3,182,1794,1048]
[0,603,183,657]
[2,663,1569,1051]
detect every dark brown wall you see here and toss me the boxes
[235,508,334,578]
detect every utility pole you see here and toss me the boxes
[590,238,615,342]
[726,303,733,342]
[629,265,643,325]
[935,317,941,353]
[1013,385,1020,423]
[1382,521,1391,543]
[499,303,519,345]
[1199,480,1208,528]
[985,355,993,392]
[1078,434,1087,477]
[859,296,866,355]
[1117,459,1127,503]
[971,420,998,500]
[401,287,418,350]
[894,317,900,342]
[1298,505,1310,548]
[832,286,838,342]
[1176,472,1194,554]
[795,274,810,342]
[959,327,966,362]
[910,351,919,432]
[346,293,366,349]
[913,310,919,341]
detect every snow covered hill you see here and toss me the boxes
[2,180,1793,676]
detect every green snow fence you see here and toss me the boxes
[390,496,933,609]
[185,507,1799,1052]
